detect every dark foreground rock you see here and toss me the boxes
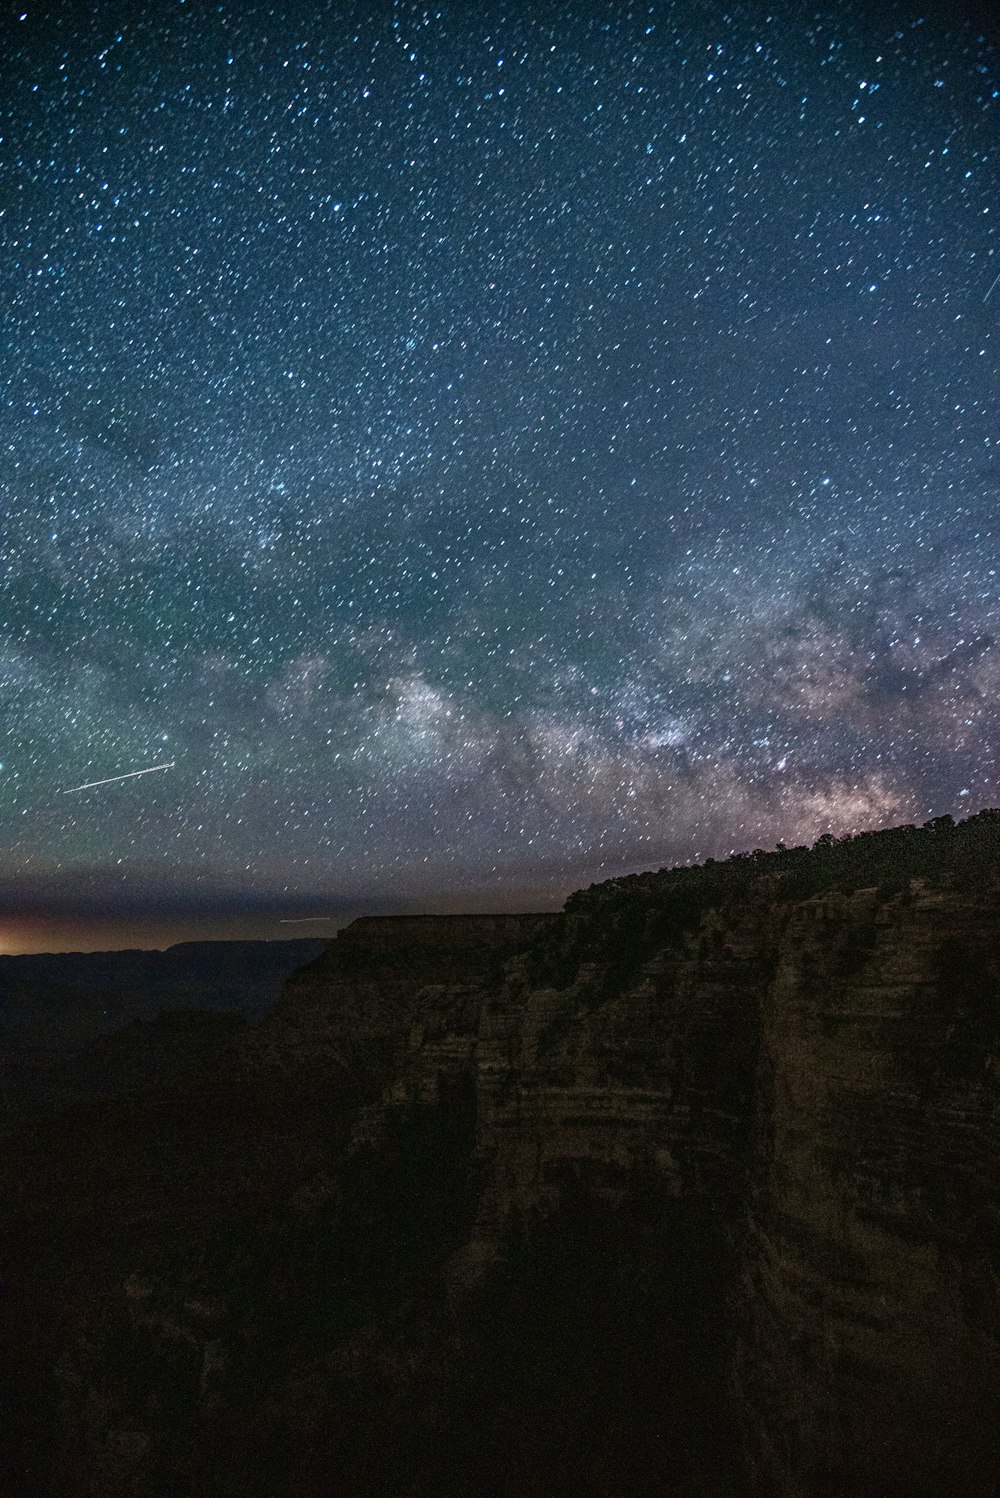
[1,816,997,1496]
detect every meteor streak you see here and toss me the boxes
[62,761,176,793]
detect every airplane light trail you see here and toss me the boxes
[62,762,176,794]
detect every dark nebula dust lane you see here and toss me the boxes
[0,0,996,945]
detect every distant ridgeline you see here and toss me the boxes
[570,808,998,912]
[538,807,1000,998]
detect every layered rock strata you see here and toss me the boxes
[736,885,999,1496]
[242,884,999,1494]
[1,865,997,1497]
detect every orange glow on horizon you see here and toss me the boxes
[0,913,340,955]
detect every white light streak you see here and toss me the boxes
[62,761,176,794]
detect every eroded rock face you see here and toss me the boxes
[243,889,999,1495]
[315,888,998,1497]
[1,871,997,1497]
[737,885,1000,1498]
[245,914,559,1081]
[372,900,773,1277]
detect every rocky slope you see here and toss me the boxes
[0,816,997,1497]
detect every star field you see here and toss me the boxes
[1,1,996,946]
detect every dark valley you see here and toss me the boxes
[0,939,326,1121]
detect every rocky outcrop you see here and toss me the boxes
[1,818,997,1497]
[242,879,998,1495]
[365,898,772,1279]
[246,914,558,1081]
[737,885,1000,1497]
[309,883,997,1496]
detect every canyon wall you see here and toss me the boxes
[240,882,997,1496]
[2,844,997,1497]
[736,885,999,1496]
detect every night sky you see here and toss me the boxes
[1,1,996,951]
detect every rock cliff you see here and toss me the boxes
[303,876,997,1496]
[246,914,559,1081]
[0,815,997,1497]
[738,883,999,1496]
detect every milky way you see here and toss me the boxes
[1,1,996,939]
